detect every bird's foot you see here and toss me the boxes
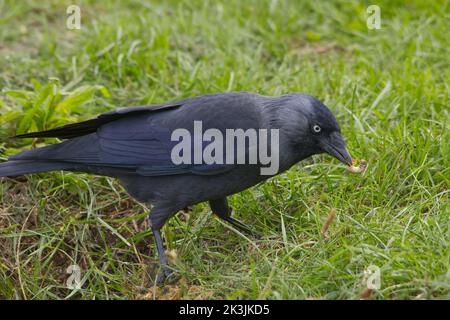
[155,267,174,285]
[248,230,263,240]
[224,216,262,239]
[240,228,262,240]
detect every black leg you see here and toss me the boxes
[151,227,172,284]
[148,205,177,285]
[209,197,261,238]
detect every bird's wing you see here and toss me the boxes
[12,93,265,177]
[96,93,264,176]
[14,103,181,139]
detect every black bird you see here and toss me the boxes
[0,92,352,283]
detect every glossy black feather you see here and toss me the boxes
[14,103,181,139]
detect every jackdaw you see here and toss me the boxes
[0,92,353,283]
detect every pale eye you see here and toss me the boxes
[313,125,321,133]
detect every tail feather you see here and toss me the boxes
[0,160,72,177]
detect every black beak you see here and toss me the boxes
[321,132,353,166]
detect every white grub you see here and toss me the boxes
[348,159,368,174]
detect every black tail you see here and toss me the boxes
[0,160,72,177]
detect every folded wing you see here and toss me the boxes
[12,93,264,177]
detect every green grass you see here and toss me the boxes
[0,0,449,299]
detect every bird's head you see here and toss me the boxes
[278,93,353,166]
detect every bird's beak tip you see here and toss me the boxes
[344,157,353,167]
[336,149,353,167]
[322,133,353,167]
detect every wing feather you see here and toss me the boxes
[14,103,181,139]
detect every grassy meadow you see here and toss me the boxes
[0,0,448,299]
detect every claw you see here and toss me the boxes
[155,267,173,285]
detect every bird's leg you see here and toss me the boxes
[151,227,172,284]
[209,197,261,239]
[148,206,177,284]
